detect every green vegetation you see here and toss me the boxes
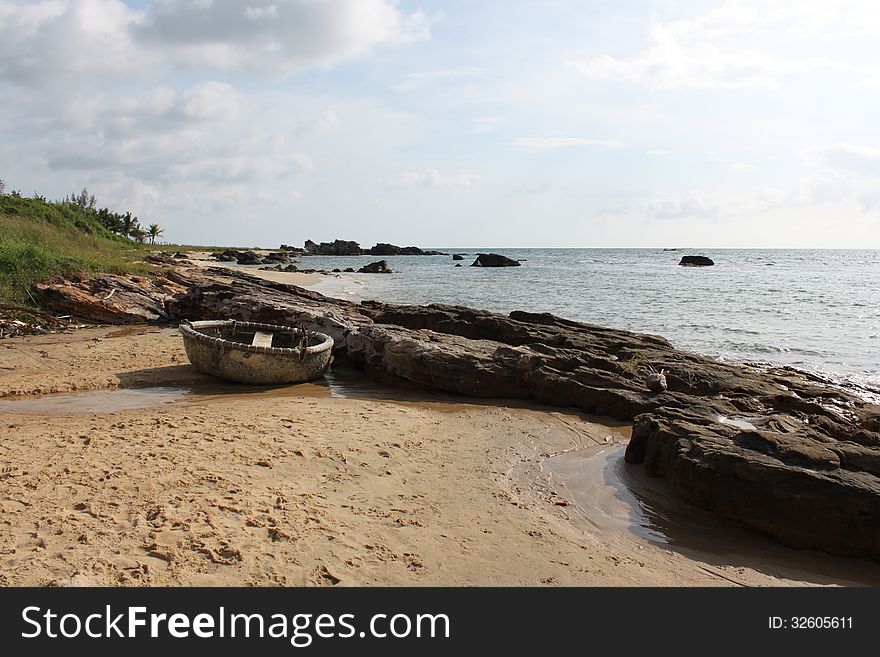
[0,189,152,306]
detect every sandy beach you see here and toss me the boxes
[2,325,878,587]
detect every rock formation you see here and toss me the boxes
[34,265,880,560]
[357,260,393,274]
[36,274,186,324]
[679,255,714,267]
[302,239,446,256]
[471,253,521,267]
[304,239,362,256]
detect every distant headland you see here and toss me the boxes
[299,239,447,257]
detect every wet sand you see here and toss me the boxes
[1,326,876,586]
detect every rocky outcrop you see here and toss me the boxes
[35,264,880,559]
[302,239,446,256]
[211,249,291,265]
[304,239,362,256]
[679,255,714,267]
[626,410,880,557]
[358,260,393,274]
[452,254,464,261]
[175,268,371,349]
[36,274,186,324]
[366,243,400,256]
[471,253,521,267]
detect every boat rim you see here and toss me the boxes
[179,320,334,356]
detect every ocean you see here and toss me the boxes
[303,249,880,397]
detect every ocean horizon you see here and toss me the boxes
[302,248,880,399]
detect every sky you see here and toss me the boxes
[1,0,880,248]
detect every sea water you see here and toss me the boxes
[302,249,880,395]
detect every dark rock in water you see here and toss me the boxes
[452,254,464,261]
[344,267,355,273]
[679,255,714,267]
[358,260,393,274]
[367,242,401,256]
[332,268,341,273]
[279,244,304,253]
[362,243,448,256]
[262,251,289,263]
[283,264,299,272]
[471,253,521,267]
[304,239,362,256]
[454,264,462,267]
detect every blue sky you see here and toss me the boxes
[1,0,879,247]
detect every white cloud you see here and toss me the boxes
[132,0,431,75]
[393,66,487,91]
[727,162,759,174]
[469,117,503,134]
[391,169,480,189]
[646,149,672,156]
[797,143,880,210]
[514,137,622,151]
[0,0,430,88]
[178,82,241,121]
[647,193,719,219]
[566,1,874,90]
[806,143,880,176]
[0,0,143,88]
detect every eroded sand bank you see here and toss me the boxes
[1,327,878,586]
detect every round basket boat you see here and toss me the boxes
[179,320,333,385]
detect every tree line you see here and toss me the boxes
[1,179,164,245]
[62,187,164,245]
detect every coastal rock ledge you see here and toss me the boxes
[38,268,880,560]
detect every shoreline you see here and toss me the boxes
[185,250,365,301]
[3,259,879,583]
[4,325,878,586]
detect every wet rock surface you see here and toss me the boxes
[357,260,393,274]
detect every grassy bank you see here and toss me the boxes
[0,195,147,306]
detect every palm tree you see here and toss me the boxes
[131,226,147,244]
[121,211,135,237]
[147,223,163,245]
